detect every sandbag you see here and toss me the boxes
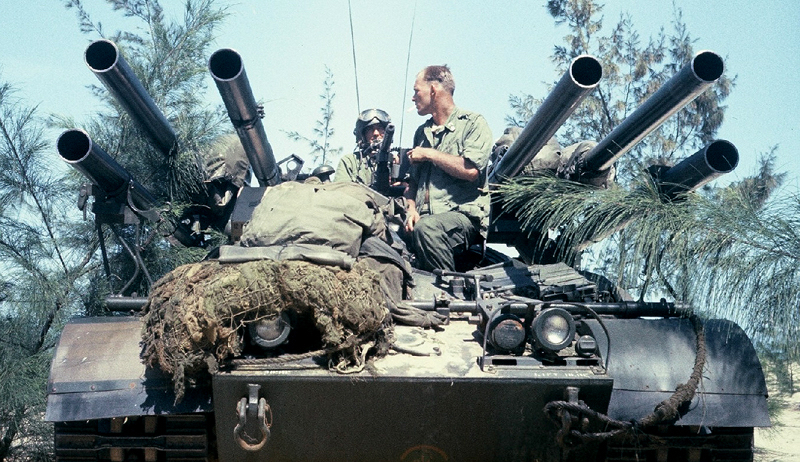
[239,181,386,257]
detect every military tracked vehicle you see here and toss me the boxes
[46,39,767,461]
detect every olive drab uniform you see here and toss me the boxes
[409,106,493,271]
[334,150,375,185]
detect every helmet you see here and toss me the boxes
[354,108,391,144]
[491,126,523,164]
[494,126,522,149]
[311,164,335,182]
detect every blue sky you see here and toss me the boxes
[3,0,799,190]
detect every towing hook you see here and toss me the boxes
[234,384,272,451]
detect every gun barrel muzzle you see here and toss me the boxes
[85,39,177,157]
[209,48,281,186]
[658,139,738,197]
[489,55,602,182]
[380,123,396,157]
[57,129,157,211]
[583,50,724,173]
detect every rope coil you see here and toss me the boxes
[544,314,706,447]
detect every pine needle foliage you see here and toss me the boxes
[284,66,344,169]
[0,81,94,461]
[497,172,695,291]
[679,186,800,348]
[55,0,229,297]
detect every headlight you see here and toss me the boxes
[248,312,292,349]
[531,307,576,352]
[487,312,526,353]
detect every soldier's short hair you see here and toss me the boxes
[421,65,455,95]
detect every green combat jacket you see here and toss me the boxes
[410,106,493,237]
[334,150,374,185]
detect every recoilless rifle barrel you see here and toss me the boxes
[656,139,738,197]
[84,39,178,157]
[578,50,725,174]
[489,55,602,182]
[493,50,726,183]
[209,48,281,186]
[57,128,158,214]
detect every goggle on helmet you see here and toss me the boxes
[354,108,391,142]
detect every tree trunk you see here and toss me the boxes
[0,414,20,462]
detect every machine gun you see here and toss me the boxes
[371,123,395,195]
[487,51,737,257]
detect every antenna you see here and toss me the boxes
[398,0,417,145]
[348,0,361,112]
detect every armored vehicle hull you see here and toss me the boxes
[48,262,768,462]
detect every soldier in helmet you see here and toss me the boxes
[334,108,392,185]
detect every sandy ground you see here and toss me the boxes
[755,391,800,462]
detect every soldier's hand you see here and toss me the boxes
[407,147,434,164]
[405,209,420,232]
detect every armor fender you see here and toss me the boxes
[588,317,770,427]
[45,316,211,422]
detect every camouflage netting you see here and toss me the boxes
[141,259,390,401]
